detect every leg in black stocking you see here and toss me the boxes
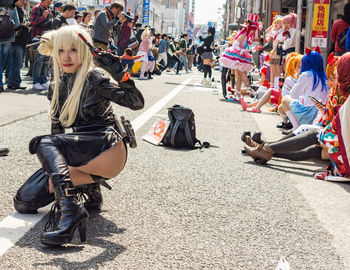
[208,66,212,79]
[273,146,322,161]
[269,128,320,153]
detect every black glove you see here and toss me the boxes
[94,50,125,82]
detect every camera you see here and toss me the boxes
[120,11,133,22]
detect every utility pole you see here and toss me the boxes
[295,0,303,53]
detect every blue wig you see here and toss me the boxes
[300,51,328,92]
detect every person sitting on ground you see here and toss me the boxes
[13,25,144,246]
[240,53,303,114]
[243,50,344,146]
[278,46,329,132]
[120,48,142,73]
[243,53,350,181]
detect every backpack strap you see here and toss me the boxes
[184,121,194,146]
[170,120,180,147]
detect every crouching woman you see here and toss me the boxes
[13,25,144,246]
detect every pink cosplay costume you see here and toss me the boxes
[220,20,259,72]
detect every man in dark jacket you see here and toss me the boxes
[92,1,125,51]
[51,3,77,29]
[6,0,30,90]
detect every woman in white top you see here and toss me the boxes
[279,46,329,130]
[278,13,297,67]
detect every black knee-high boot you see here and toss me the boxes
[34,136,88,246]
[13,168,55,214]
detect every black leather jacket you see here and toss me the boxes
[48,69,144,134]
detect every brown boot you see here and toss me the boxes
[244,143,274,164]
[244,136,260,148]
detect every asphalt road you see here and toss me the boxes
[0,69,349,269]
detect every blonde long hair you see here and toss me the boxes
[38,25,94,127]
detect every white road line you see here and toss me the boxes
[0,77,192,257]
[132,78,192,131]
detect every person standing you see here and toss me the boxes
[51,3,77,30]
[7,0,30,90]
[31,0,54,90]
[80,11,92,28]
[92,2,124,51]
[117,7,139,56]
[52,1,63,18]
[177,34,189,73]
[187,38,195,71]
[330,3,350,56]
[156,34,168,70]
[0,0,19,92]
[168,38,181,74]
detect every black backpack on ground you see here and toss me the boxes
[162,105,201,149]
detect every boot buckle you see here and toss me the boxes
[65,188,76,197]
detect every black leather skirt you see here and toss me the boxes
[29,127,124,167]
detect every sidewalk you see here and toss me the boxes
[244,98,350,268]
[0,68,49,126]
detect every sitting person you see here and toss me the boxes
[12,25,144,246]
[240,53,302,113]
[278,46,329,131]
[244,53,350,181]
[120,48,142,74]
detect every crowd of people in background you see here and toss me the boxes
[218,3,350,181]
[0,0,218,156]
[0,0,216,94]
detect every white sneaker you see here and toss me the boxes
[201,78,208,85]
[41,82,49,90]
[32,83,44,90]
[139,75,148,80]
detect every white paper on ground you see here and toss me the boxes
[142,119,170,145]
[325,175,350,182]
[275,257,290,270]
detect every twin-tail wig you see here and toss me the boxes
[301,51,328,92]
[285,53,303,79]
[326,53,338,88]
[38,25,94,127]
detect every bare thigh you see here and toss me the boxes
[70,141,127,186]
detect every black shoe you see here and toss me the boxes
[77,183,103,211]
[13,168,55,214]
[7,85,27,90]
[277,121,293,129]
[0,145,9,156]
[252,132,263,144]
[282,129,293,135]
[0,86,3,92]
[241,131,251,143]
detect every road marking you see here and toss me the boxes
[0,77,192,257]
[132,78,192,131]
